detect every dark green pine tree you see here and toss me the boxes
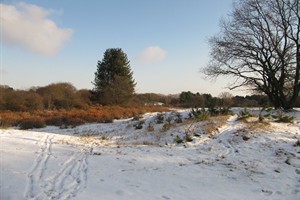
[92,48,136,105]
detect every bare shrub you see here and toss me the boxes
[45,116,85,128]
[19,120,46,130]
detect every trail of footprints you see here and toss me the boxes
[25,134,90,200]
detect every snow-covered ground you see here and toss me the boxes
[1,109,300,200]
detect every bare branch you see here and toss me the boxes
[203,0,300,109]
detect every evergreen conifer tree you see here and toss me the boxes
[92,48,136,105]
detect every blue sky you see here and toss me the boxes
[1,0,243,96]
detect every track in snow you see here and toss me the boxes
[24,134,90,200]
[196,116,241,165]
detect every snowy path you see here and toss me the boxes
[23,133,91,200]
[0,131,91,200]
[24,134,89,200]
[25,134,54,199]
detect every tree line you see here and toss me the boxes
[0,83,91,112]
[2,83,299,112]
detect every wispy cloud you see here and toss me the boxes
[138,46,167,63]
[1,3,73,56]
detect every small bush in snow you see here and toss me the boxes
[166,116,172,124]
[185,133,193,142]
[258,105,272,122]
[189,107,209,121]
[147,122,154,132]
[237,108,253,121]
[272,112,294,123]
[162,122,172,132]
[174,135,183,144]
[100,135,110,140]
[155,113,165,124]
[173,112,183,123]
[134,120,144,129]
[294,140,300,147]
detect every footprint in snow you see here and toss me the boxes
[261,189,273,196]
[162,195,171,200]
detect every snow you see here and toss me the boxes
[1,108,300,200]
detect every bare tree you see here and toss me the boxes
[219,92,233,109]
[203,0,299,110]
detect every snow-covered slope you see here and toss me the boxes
[1,109,300,200]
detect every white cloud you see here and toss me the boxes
[138,46,167,63]
[1,3,73,56]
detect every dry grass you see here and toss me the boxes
[128,140,159,146]
[202,115,231,137]
[183,115,230,137]
[243,120,271,132]
[78,134,111,146]
[0,105,170,128]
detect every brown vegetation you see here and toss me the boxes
[201,115,230,137]
[0,105,169,129]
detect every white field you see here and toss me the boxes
[1,108,300,200]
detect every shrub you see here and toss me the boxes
[272,112,294,123]
[174,112,183,123]
[45,117,64,126]
[134,120,144,129]
[101,115,114,123]
[66,117,85,127]
[147,122,154,132]
[258,105,272,122]
[294,140,300,147]
[132,115,143,121]
[237,108,252,121]
[166,116,172,124]
[185,133,193,142]
[19,120,46,130]
[219,107,232,115]
[156,113,165,124]
[162,122,172,132]
[174,135,183,144]
[189,107,210,121]
[46,116,85,128]
[0,105,170,128]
